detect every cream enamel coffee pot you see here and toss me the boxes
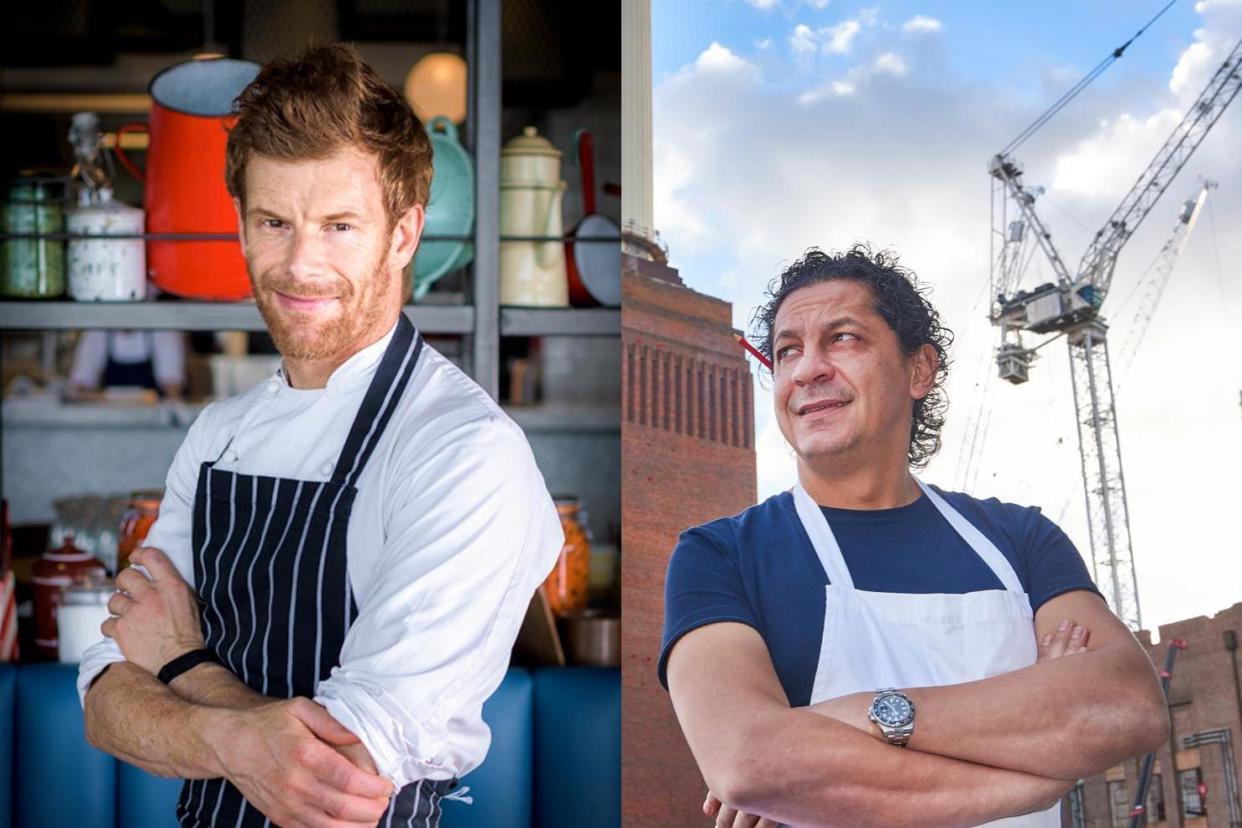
[499,127,568,307]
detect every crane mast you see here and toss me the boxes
[986,37,1242,630]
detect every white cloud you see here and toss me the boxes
[803,0,832,8]
[787,14,869,58]
[789,23,818,56]
[1169,41,1213,98]
[1050,109,1183,201]
[823,19,862,54]
[1194,0,1242,13]
[655,4,1242,633]
[743,0,780,9]
[692,41,760,79]
[903,14,943,33]
[755,37,773,50]
[796,50,909,105]
[874,52,908,76]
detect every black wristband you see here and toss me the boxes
[157,648,220,685]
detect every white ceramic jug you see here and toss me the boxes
[499,127,568,307]
[66,190,146,301]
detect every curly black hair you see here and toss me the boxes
[750,243,954,469]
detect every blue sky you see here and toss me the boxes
[650,0,1242,632]
[654,1,1201,93]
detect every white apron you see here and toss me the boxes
[793,479,1060,827]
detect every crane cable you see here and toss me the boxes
[1001,0,1180,155]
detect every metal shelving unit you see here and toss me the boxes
[0,0,621,395]
[0,302,619,337]
[0,302,474,333]
[501,308,620,337]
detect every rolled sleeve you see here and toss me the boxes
[76,403,214,706]
[315,414,562,786]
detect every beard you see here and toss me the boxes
[249,249,393,362]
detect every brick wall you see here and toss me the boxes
[621,255,758,827]
[1067,602,1242,827]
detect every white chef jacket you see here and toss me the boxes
[77,319,565,787]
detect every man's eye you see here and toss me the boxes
[331,223,352,232]
[261,219,285,229]
[776,346,796,360]
[834,332,858,342]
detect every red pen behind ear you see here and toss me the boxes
[733,333,772,370]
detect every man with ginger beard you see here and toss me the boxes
[78,44,563,828]
[659,246,1170,827]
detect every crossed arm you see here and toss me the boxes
[666,590,1170,828]
[83,547,393,828]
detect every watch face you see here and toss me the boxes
[874,694,912,726]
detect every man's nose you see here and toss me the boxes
[285,228,325,281]
[790,347,835,387]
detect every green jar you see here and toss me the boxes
[1,178,66,298]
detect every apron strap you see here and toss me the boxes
[914,478,1026,594]
[331,314,424,487]
[792,483,856,590]
[794,479,1028,595]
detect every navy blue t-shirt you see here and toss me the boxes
[658,485,1102,706]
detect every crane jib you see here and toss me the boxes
[986,34,1241,634]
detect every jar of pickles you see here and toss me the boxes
[118,491,162,573]
[1,176,66,298]
[542,495,591,617]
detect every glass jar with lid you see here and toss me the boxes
[58,576,114,663]
[1,175,66,298]
[541,495,592,617]
[118,491,162,573]
[33,534,106,659]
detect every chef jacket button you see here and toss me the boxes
[321,462,333,476]
[266,380,279,394]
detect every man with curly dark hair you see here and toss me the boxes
[659,244,1169,827]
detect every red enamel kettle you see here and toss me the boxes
[115,58,260,300]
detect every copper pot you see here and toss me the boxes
[557,609,620,667]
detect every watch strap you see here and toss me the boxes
[157,648,220,685]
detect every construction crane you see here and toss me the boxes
[987,35,1242,631]
[1116,179,1217,384]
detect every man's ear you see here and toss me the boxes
[910,343,939,401]
[389,203,426,271]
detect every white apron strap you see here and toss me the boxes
[792,484,855,590]
[915,478,1026,594]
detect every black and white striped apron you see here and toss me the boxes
[176,315,457,827]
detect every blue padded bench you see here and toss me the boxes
[1,663,619,828]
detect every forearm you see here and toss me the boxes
[83,662,233,779]
[173,663,382,775]
[816,645,1168,780]
[710,707,1070,828]
[169,662,269,709]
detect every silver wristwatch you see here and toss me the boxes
[868,688,915,747]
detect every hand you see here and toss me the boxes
[1037,618,1091,663]
[212,697,394,828]
[704,791,782,827]
[102,546,204,674]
